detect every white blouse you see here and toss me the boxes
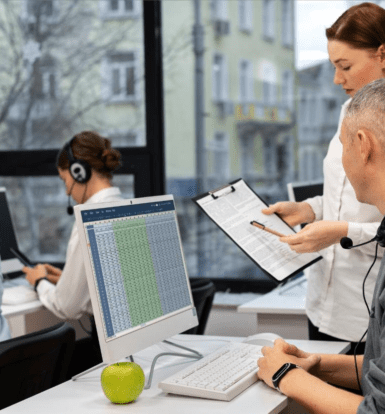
[36,187,123,320]
[305,99,384,341]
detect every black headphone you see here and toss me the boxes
[340,216,385,249]
[63,136,92,184]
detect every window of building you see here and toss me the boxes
[212,53,228,102]
[102,51,140,103]
[100,0,141,19]
[207,132,229,180]
[281,0,293,47]
[239,59,253,103]
[211,0,228,21]
[263,0,275,40]
[238,0,253,33]
[281,70,293,109]
[31,56,57,100]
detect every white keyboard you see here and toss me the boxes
[158,342,262,401]
[2,285,38,305]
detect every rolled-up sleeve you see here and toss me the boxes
[303,195,323,222]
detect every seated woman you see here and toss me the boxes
[22,131,123,374]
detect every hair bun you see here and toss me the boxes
[101,148,121,172]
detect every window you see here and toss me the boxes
[99,0,141,19]
[239,59,253,103]
[103,51,140,103]
[212,54,229,102]
[207,132,229,179]
[241,136,255,178]
[0,1,163,264]
[261,61,277,105]
[211,0,228,21]
[263,0,275,40]
[281,0,293,47]
[239,0,253,33]
[31,56,56,100]
[281,70,293,109]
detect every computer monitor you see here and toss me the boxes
[74,195,198,364]
[0,188,24,277]
[287,180,323,203]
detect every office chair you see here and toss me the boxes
[184,278,216,335]
[0,322,75,410]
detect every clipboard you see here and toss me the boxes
[193,178,322,283]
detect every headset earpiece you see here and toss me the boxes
[64,137,92,184]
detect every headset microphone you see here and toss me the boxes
[67,197,74,216]
[66,181,76,216]
[340,217,385,249]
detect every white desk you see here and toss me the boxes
[238,277,308,339]
[1,335,349,414]
[2,277,89,339]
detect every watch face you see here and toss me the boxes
[272,363,290,381]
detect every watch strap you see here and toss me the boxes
[272,362,301,392]
[34,276,49,292]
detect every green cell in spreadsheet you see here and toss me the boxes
[112,219,163,327]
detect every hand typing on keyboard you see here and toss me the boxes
[257,339,321,390]
[159,342,263,401]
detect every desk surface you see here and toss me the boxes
[238,277,307,315]
[2,335,349,414]
[2,277,43,318]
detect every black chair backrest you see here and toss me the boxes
[0,322,75,410]
[185,278,215,335]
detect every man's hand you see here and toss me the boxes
[23,264,49,286]
[44,264,62,285]
[262,201,315,227]
[279,220,349,253]
[257,339,321,389]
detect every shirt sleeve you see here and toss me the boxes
[357,317,385,412]
[37,226,90,320]
[347,222,382,258]
[303,195,323,222]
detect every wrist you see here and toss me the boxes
[34,276,48,292]
[278,366,306,396]
[301,202,315,223]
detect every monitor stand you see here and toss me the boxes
[71,340,203,386]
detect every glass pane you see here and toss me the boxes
[0,175,134,262]
[163,0,290,286]
[0,0,146,149]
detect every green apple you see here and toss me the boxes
[101,362,145,404]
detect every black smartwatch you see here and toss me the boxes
[272,363,301,392]
[34,277,49,292]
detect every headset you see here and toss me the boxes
[62,137,92,215]
[63,136,92,185]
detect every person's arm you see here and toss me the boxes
[348,221,383,257]
[30,227,90,320]
[303,195,324,222]
[257,340,364,414]
[279,369,363,414]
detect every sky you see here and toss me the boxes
[295,0,350,69]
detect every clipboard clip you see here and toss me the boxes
[209,184,236,200]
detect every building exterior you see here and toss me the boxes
[297,61,347,182]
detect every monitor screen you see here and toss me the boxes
[75,195,198,363]
[0,188,24,275]
[287,181,323,203]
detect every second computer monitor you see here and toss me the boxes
[74,195,198,364]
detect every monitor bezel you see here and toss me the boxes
[74,194,198,364]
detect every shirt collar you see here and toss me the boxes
[85,187,122,204]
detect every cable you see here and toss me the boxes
[78,319,92,336]
[354,242,379,393]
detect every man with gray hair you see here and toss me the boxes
[255,78,385,414]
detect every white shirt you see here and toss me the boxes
[305,99,384,341]
[37,187,123,320]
